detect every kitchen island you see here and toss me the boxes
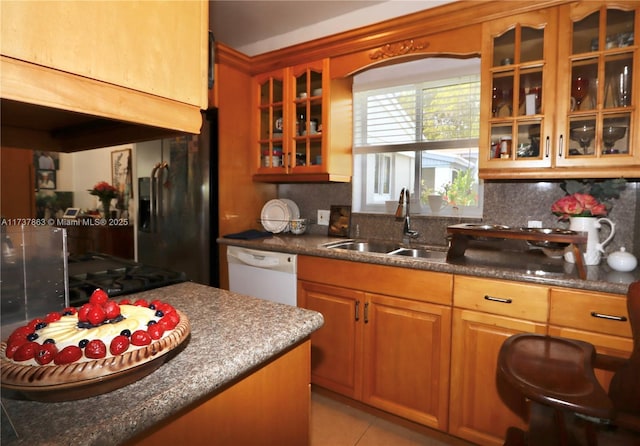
[1,282,324,445]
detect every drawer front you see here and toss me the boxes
[453,276,548,322]
[298,256,453,305]
[550,288,631,337]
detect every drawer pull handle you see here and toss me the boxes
[590,312,627,322]
[355,301,360,321]
[484,295,512,304]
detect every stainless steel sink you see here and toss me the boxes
[322,240,400,253]
[322,240,446,260]
[388,248,446,259]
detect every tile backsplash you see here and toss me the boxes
[279,180,639,258]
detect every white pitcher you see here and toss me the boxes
[564,216,616,265]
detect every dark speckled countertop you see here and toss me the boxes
[218,234,639,295]
[1,282,324,446]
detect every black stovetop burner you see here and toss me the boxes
[67,253,186,306]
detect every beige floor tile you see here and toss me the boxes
[311,392,375,446]
[358,418,449,446]
[311,392,462,446]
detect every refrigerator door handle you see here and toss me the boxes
[156,162,169,221]
[149,162,162,233]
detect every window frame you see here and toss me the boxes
[352,60,483,217]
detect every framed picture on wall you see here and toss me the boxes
[328,205,352,237]
[37,169,56,190]
[34,151,60,170]
[111,148,132,198]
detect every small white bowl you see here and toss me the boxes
[312,88,322,97]
[290,219,307,235]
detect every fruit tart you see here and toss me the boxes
[1,289,190,401]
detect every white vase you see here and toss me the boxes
[564,216,615,265]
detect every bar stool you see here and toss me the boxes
[498,281,640,446]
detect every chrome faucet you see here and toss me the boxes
[395,189,419,240]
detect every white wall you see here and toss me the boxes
[234,1,450,56]
[71,144,133,211]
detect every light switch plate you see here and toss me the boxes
[317,210,330,226]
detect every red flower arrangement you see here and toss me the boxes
[88,181,119,201]
[551,179,626,221]
[551,193,607,220]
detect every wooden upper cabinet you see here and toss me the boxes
[252,59,352,183]
[0,1,208,151]
[480,8,557,173]
[555,2,640,171]
[480,1,640,179]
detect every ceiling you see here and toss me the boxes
[209,1,452,56]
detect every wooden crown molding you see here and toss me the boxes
[248,0,570,74]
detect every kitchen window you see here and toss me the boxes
[352,58,483,217]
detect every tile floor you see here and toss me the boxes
[310,392,468,446]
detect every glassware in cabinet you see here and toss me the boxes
[560,5,636,164]
[292,66,324,169]
[485,14,549,165]
[257,74,286,171]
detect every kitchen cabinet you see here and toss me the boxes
[252,59,353,183]
[64,225,134,259]
[548,287,633,391]
[0,147,35,219]
[298,256,452,430]
[479,1,640,179]
[129,340,311,446]
[1,1,208,152]
[449,276,548,446]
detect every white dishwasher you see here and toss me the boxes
[227,246,297,306]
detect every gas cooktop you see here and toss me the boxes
[67,253,186,306]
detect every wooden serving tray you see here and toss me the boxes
[446,224,588,279]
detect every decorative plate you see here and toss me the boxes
[261,199,290,233]
[0,310,190,402]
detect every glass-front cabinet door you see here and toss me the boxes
[556,2,638,168]
[290,61,325,173]
[480,9,558,171]
[255,70,286,174]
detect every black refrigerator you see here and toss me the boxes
[137,109,219,287]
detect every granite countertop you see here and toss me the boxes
[1,282,324,446]
[218,234,639,295]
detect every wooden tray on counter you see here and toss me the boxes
[446,224,588,279]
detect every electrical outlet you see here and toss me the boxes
[527,220,543,228]
[317,210,330,226]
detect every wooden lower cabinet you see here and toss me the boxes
[128,340,311,446]
[299,257,633,446]
[297,256,452,431]
[449,276,549,446]
[362,293,451,429]
[449,308,546,445]
[64,225,134,259]
[548,287,633,391]
[299,281,364,398]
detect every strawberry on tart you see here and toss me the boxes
[1,289,190,401]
